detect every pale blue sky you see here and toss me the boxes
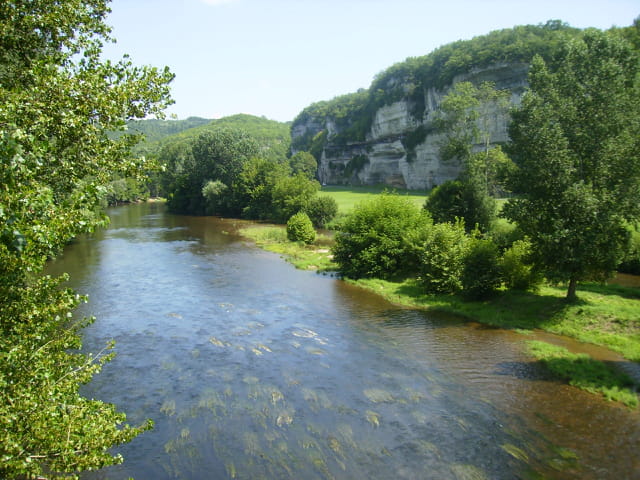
[102,0,638,122]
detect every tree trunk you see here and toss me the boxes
[566,277,578,302]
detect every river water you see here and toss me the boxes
[46,203,640,479]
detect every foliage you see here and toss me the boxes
[504,30,640,300]
[527,341,638,408]
[142,113,290,163]
[124,116,210,144]
[201,179,229,215]
[105,176,149,205]
[0,0,173,477]
[415,220,470,294]
[500,239,542,291]
[166,127,259,215]
[270,174,320,224]
[235,157,289,221]
[488,218,522,252]
[401,126,429,162]
[306,195,338,228]
[424,179,495,233]
[289,151,317,179]
[331,194,431,279]
[343,154,370,178]
[461,238,503,300]
[286,212,316,244]
[619,229,640,275]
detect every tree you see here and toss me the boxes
[166,128,259,215]
[425,179,495,232]
[431,81,511,231]
[0,1,173,477]
[306,195,338,228]
[235,156,289,220]
[270,173,320,224]
[504,30,640,300]
[289,151,317,179]
[415,220,470,294]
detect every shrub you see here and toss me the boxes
[289,151,318,179]
[425,179,496,233]
[332,194,431,279]
[306,195,338,228]
[461,238,502,300]
[416,220,470,294]
[286,212,316,244]
[489,218,523,252]
[501,239,542,291]
[619,229,640,275]
[271,173,320,223]
[202,179,228,215]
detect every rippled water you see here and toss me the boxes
[46,203,640,479]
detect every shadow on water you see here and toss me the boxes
[44,203,640,480]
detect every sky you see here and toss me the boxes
[102,0,638,123]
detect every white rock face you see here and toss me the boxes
[369,102,418,141]
[295,62,530,190]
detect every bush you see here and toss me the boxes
[332,194,431,279]
[461,238,502,300]
[202,179,228,215]
[489,218,523,252]
[306,195,338,228]
[425,179,495,233]
[619,229,640,275]
[416,220,470,294]
[271,173,320,223]
[501,239,542,291]
[286,212,316,244]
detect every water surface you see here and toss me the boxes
[47,203,640,479]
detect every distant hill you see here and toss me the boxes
[133,113,291,162]
[127,116,212,144]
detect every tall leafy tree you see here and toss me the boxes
[504,30,640,300]
[166,127,259,215]
[0,1,173,477]
[429,81,510,231]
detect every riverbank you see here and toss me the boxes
[239,223,640,407]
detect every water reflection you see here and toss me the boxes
[46,203,639,479]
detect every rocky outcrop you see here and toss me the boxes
[296,62,529,190]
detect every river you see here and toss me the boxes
[45,202,640,479]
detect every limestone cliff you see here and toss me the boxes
[290,22,579,190]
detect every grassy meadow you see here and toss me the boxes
[320,185,430,212]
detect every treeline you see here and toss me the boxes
[155,118,337,227]
[102,113,293,205]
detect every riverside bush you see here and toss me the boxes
[416,220,470,294]
[461,238,502,300]
[332,194,430,279]
[286,212,316,244]
[501,239,542,291]
[306,195,338,228]
[425,179,495,233]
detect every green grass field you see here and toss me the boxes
[320,185,430,213]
